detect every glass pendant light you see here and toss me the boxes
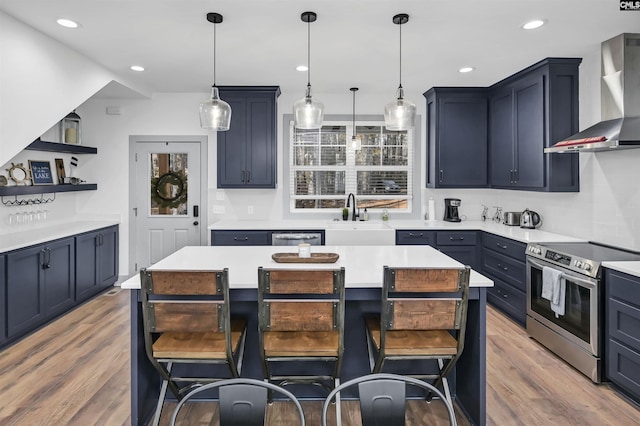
[200,12,232,131]
[384,13,416,131]
[350,87,361,151]
[293,11,324,130]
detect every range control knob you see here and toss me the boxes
[575,260,583,268]
[583,263,592,271]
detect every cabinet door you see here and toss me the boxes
[0,255,6,345]
[44,238,75,317]
[513,74,545,188]
[76,231,99,301]
[245,96,276,187]
[6,245,45,338]
[489,89,514,187]
[437,97,488,187]
[217,96,248,187]
[98,226,119,287]
[395,230,436,246]
[438,246,479,271]
[211,230,272,246]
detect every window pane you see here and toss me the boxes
[295,199,345,209]
[295,171,345,195]
[357,171,407,195]
[150,153,188,216]
[382,132,408,166]
[357,199,409,210]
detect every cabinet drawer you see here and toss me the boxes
[607,339,640,401]
[482,233,526,261]
[211,230,271,246]
[395,230,435,246]
[608,298,640,354]
[436,231,477,246]
[482,249,526,292]
[607,270,640,310]
[487,278,526,326]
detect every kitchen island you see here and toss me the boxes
[123,244,493,425]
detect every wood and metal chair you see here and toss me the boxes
[321,373,457,426]
[364,266,470,405]
[170,378,306,426]
[140,268,247,426]
[257,267,345,398]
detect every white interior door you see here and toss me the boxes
[133,141,201,269]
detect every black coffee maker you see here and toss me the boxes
[444,198,462,222]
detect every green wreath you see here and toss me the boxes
[151,171,188,209]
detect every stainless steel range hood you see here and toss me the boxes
[546,33,640,153]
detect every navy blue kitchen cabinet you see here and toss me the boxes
[217,86,280,188]
[424,88,489,188]
[481,233,527,326]
[395,230,479,271]
[0,255,5,346]
[605,269,640,403]
[6,237,75,339]
[488,58,581,192]
[211,230,272,246]
[75,225,119,302]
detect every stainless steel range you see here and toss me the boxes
[525,242,640,383]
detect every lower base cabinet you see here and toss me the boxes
[606,269,640,403]
[1,225,119,349]
[395,230,480,271]
[6,237,75,339]
[481,233,527,326]
[76,226,119,302]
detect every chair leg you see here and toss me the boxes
[365,330,376,372]
[428,359,454,405]
[234,329,247,376]
[152,375,170,426]
[334,377,342,426]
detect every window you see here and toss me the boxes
[289,120,413,213]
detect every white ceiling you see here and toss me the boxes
[2,0,640,98]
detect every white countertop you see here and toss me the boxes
[0,219,120,253]
[121,245,493,290]
[603,261,640,278]
[209,219,586,244]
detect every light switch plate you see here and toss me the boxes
[213,205,225,214]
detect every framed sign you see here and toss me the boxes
[28,160,54,185]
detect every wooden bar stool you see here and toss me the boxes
[140,268,247,426]
[257,267,345,398]
[365,266,470,405]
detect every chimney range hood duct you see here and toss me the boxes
[546,33,640,153]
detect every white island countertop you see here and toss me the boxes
[121,245,493,290]
[208,219,585,244]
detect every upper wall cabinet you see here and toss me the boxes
[217,86,280,188]
[424,88,489,188]
[488,58,582,192]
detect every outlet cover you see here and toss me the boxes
[248,206,254,214]
[215,191,225,201]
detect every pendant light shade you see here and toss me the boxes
[293,11,324,130]
[350,87,361,151]
[384,13,416,131]
[200,12,232,131]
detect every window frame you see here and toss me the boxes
[282,114,422,220]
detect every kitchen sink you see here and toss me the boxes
[324,221,395,245]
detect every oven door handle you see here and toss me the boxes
[527,258,597,289]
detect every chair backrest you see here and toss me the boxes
[139,269,232,359]
[382,266,470,332]
[170,378,306,426]
[257,267,345,333]
[320,373,457,426]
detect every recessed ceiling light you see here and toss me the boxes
[130,65,145,72]
[56,18,80,28]
[296,65,308,72]
[522,19,546,30]
[459,67,475,73]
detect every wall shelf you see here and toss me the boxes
[0,183,98,206]
[26,139,97,155]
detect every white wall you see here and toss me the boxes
[0,10,149,166]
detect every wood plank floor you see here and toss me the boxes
[0,288,639,425]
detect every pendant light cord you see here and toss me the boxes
[307,18,311,87]
[398,19,402,89]
[213,21,217,86]
[352,90,356,138]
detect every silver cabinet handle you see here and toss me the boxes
[408,232,424,237]
[496,243,508,249]
[234,236,249,241]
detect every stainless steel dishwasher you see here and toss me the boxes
[271,232,323,246]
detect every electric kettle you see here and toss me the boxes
[520,208,541,229]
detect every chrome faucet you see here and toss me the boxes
[346,193,358,221]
